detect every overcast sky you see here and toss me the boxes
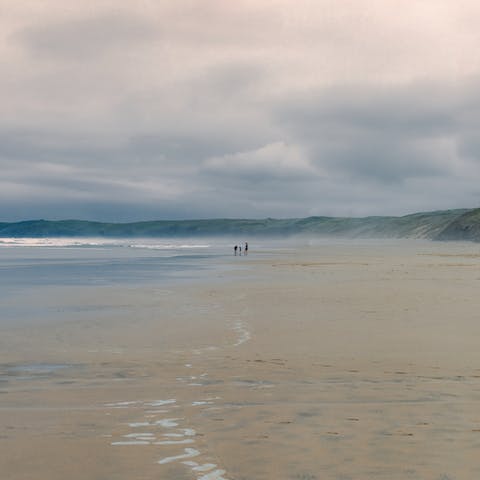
[2,0,480,221]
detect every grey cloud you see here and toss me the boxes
[1,80,477,221]
[154,1,280,47]
[453,91,480,163]
[275,83,462,184]
[279,85,456,135]
[311,133,450,183]
[190,62,268,106]
[13,11,158,60]
[0,125,266,171]
[3,2,480,221]
[201,142,316,184]
[0,197,203,223]
[457,134,480,162]
[127,133,250,164]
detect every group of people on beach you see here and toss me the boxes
[234,242,248,256]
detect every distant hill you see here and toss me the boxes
[1,208,479,240]
[435,208,480,242]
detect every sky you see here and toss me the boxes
[1,0,480,221]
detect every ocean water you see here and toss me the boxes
[0,237,281,327]
[0,237,228,287]
[1,236,452,328]
[0,236,299,288]
[0,238,217,325]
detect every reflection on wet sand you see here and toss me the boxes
[2,241,480,479]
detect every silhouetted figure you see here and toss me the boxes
[234,245,238,256]
[239,245,242,256]
[245,242,248,255]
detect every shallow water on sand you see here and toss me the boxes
[0,237,255,327]
[1,238,480,479]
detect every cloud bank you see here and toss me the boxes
[1,0,480,220]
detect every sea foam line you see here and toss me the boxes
[154,439,194,445]
[145,399,176,407]
[183,461,217,472]
[158,448,200,465]
[108,396,229,478]
[198,469,229,480]
[105,401,139,408]
[233,320,251,346]
[111,441,150,446]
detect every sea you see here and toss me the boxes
[0,235,455,328]
[0,237,288,327]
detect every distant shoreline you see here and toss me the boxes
[1,207,479,241]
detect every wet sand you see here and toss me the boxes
[2,241,480,480]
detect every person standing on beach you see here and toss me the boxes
[239,245,242,255]
[234,245,238,255]
[245,242,248,255]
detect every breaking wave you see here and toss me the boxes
[0,237,212,250]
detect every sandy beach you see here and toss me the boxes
[2,240,480,480]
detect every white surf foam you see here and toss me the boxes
[130,243,210,250]
[0,238,111,248]
[158,448,200,465]
[154,439,195,445]
[105,401,139,407]
[183,461,217,472]
[233,321,251,346]
[155,418,182,428]
[162,427,196,438]
[128,422,151,427]
[198,469,228,480]
[146,399,176,407]
[123,433,155,438]
[111,440,150,446]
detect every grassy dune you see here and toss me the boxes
[435,208,480,241]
